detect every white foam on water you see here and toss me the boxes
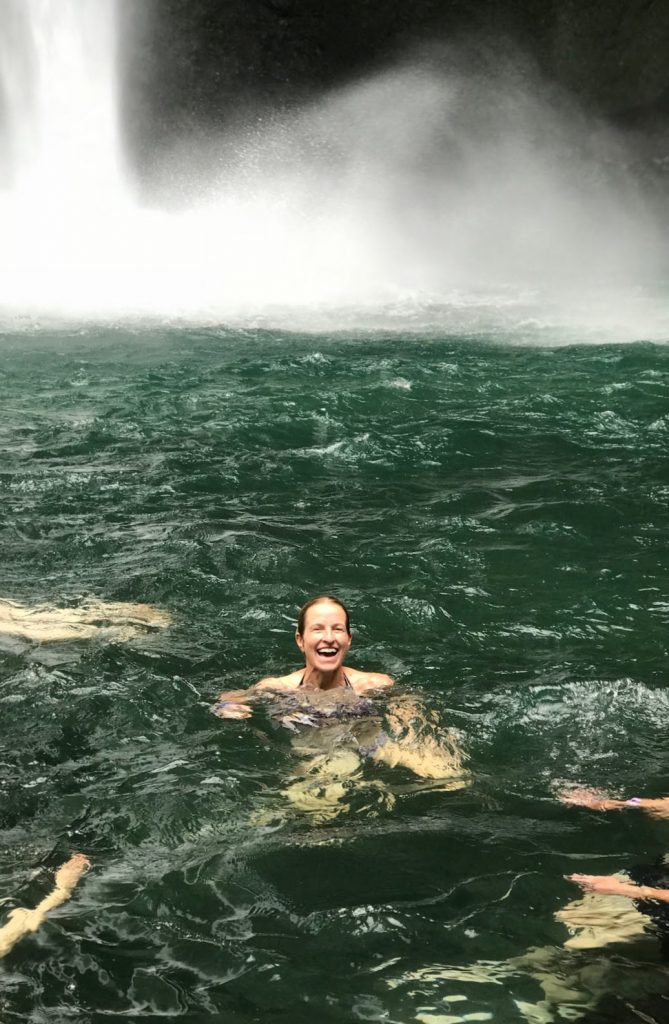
[0,1,668,338]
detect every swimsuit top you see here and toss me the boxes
[273,672,377,731]
[298,671,353,689]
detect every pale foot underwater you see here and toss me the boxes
[0,854,91,958]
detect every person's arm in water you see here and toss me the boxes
[211,674,300,720]
[569,873,669,903]
[558,787,669,820]
[210,690,255,720]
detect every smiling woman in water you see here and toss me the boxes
[212,595,467,791]
[213,595,392,719]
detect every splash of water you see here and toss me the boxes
[0,1,667,335]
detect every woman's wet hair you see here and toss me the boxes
[297,596,351,636]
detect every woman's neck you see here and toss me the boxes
[301,666,346,690]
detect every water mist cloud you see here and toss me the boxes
[0,8,667,335]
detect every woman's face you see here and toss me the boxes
[295,600,351,672]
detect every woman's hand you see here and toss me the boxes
[568,874,637,898]
[558,786,617,810]
[211,701,253,720]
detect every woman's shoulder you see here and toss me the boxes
[347,668,394,692]
[255,669,303,691]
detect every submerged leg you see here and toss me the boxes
[413,880,653,1023]
[372,733,468,785]
[373,704,469,785]
[555,883,647,949]
[0,599,171,642]
[284,749,366,821]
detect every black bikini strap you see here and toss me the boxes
[298,672,351,688]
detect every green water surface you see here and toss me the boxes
[0,327,668,1023]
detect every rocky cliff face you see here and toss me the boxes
[124,1,669,118]
[551,1,669,117]
[122,0,669,188]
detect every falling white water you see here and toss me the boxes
[0,0,135,313]
[0,0,124,199]
[0,0,667,336]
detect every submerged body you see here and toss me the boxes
[559,785,669,954]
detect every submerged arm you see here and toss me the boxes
[559,787,669,820]
[569,873,669,903]
[211,691,254,720]
[211,675,293,720]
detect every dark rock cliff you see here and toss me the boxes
[121,0,669,188]
[124,2,669,120]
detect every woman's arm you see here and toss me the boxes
[569,873,669,903]
[211,675,295,719]
[211,689,254,719]
[558,787,669,819]
[347,669,394,693]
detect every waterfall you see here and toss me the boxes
[0,1,664,331]
[0,0,126,204]
[0,0,136,315]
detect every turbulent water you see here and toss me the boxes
[0,324,668,1022]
